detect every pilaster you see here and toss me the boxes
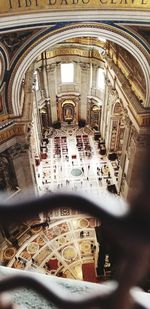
[101,83,118,143]
[117,114,132,194]
[9,144,35,192]
[119,128,150,203]
[22,64,34,122]
[127,131,150,202]
[46,64,57,123]
[80,63,90,120]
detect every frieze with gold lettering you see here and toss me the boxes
[0,124,25,144]
[0,0,149,15]
[46,47,103,60]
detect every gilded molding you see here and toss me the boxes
[0,0,149,15]
[46,47,103,61]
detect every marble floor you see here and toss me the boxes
[1,125,120,283]
[36,125,119,202]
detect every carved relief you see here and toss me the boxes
[80,63,90,71]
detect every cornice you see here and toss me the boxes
[0,10,150,28]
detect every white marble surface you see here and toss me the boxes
[0,266,150,309]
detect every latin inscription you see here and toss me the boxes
[0,0,149,14]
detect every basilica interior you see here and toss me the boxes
[0,16,150,295]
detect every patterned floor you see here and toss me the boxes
[37,125,119,203]
[1,217,100,281]
[1,125,120,282]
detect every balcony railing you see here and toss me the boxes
[0,176,150,309]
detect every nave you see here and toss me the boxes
[1,125,121,283]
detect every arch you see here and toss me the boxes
[91,105,100,112]
[62,100,76,107]
[0,44,9,87]
[113,101,123,115]
[10,23,150,115]
[62,102,75,122]
[61,100,76,123]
